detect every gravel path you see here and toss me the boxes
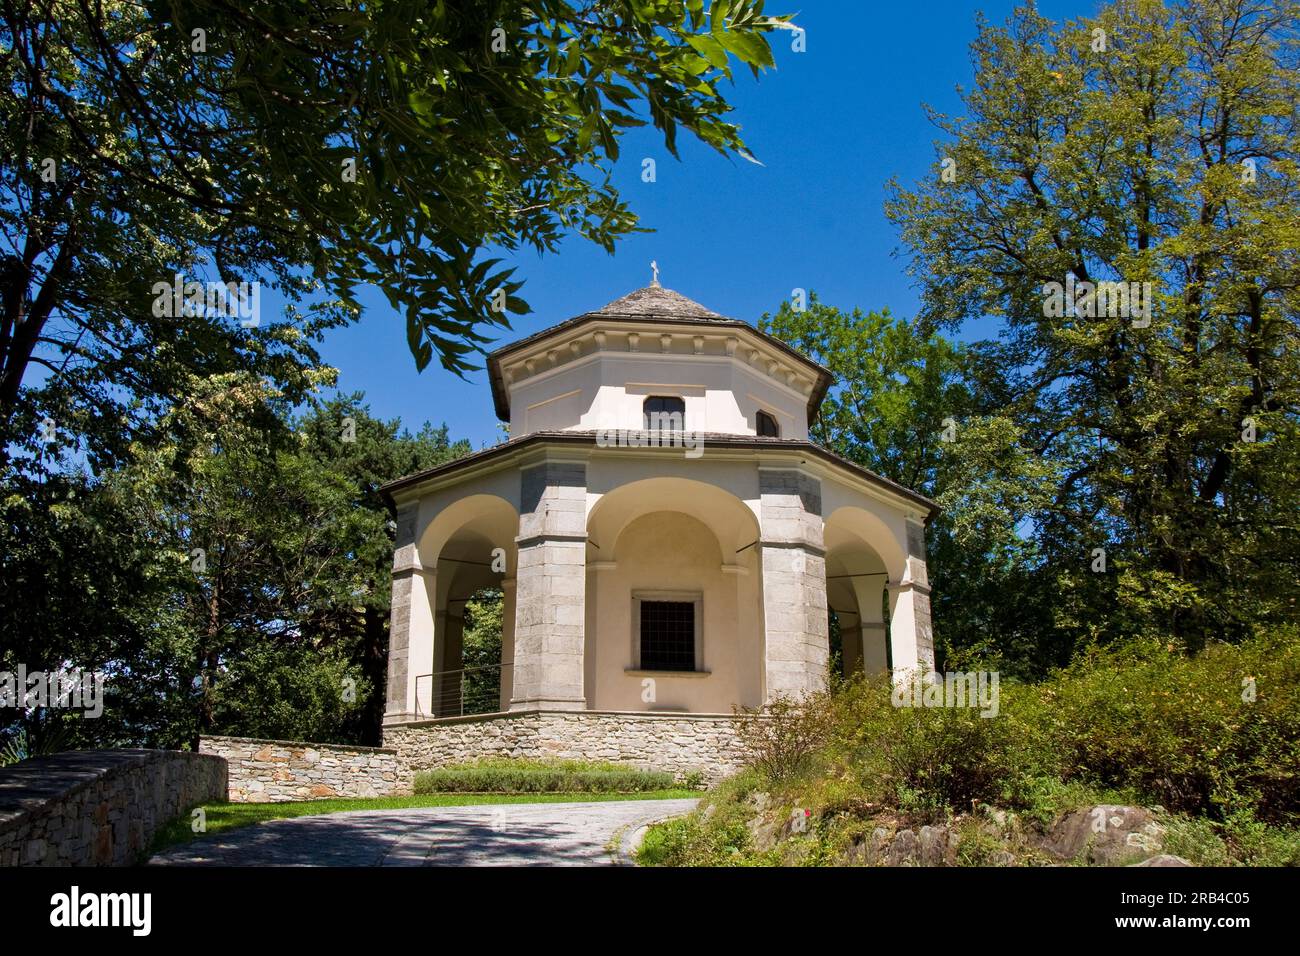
[149,798,699,867]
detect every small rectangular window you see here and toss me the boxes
[639,600,696,671]
[756,410,780,437]
[644,396,685,431]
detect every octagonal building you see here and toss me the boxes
[379,281,937,777]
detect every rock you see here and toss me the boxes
[1040,805,1166,866]
[747,815,781,852]
[842,838,865,866]
[1130,854,1193,867]
[887,828,920,866]
[981,806,1009,827]
[93,827,113,865]
[864,827,891,865]
[780,807,813,840]
[918,825,949,866]
[22,839,47,865]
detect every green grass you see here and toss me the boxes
[413,757,678,794]
[149,789,696,859]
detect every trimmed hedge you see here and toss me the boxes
[412,758,676,794]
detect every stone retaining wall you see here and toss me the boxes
[0,749,227,866]
[384,711,750,783]
[200,736,402,802]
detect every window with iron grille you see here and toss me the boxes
[756,410,780,437]
[639,600,696,671]
[643,395,685,431]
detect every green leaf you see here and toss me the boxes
[686,34,729,70]
[716,28,773,68]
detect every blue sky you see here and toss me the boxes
[316,0,1086,449]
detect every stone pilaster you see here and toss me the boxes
[385,502,435,721]
[888,514,934,676]
[510,461,588,711]
[758,468,828,701]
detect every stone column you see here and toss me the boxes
[888,514,934,678]
[861,621,889,673]
[758,468,828,701]
[499,577,516,712]
[840,620,864,675]
[510,461,588,711]
[852,575,889,674]
[385,502,435,721]
[435,608,464,716]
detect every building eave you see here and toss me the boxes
[379,431,938,516]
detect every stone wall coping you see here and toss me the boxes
[0,749,223,834]
[385,709,759,730]
[202,735,397,755]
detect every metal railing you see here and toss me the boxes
[413,663,512,718]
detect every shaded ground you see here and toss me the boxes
[149,798,699,867]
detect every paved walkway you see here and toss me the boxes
[149,798,699,867]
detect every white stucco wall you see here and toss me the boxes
[507,336,812,440]
[385,444,932,723]
[585,511,764,713]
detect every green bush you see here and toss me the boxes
[733,693,835,783]
[1163,811,1300,867]
[818,630,1300,825]
[641,630,1300,866]
[412,758,675,794]
[820,674,1046,820]
[636,815,696,866]
[878,705,1021,815]
[1037,630,1300,824]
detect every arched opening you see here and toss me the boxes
[756,409,780,437]
[585,477,763,712]
[823,507,898,681]
[459,587,504,715]
[415,494,519,717]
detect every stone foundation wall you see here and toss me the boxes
[200,736,402,802]
[384,710,751,783]
[0,749,227,866]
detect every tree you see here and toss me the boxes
[762,296,1063,675]
[0,0,793,480]
[461,588,505,715]
[0,382,469,751]
[112,379,381,748]
[295,396,469,743]
[885,0,1300,649]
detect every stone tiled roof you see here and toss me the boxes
[486,283,834,423]
[588,283,728,322]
